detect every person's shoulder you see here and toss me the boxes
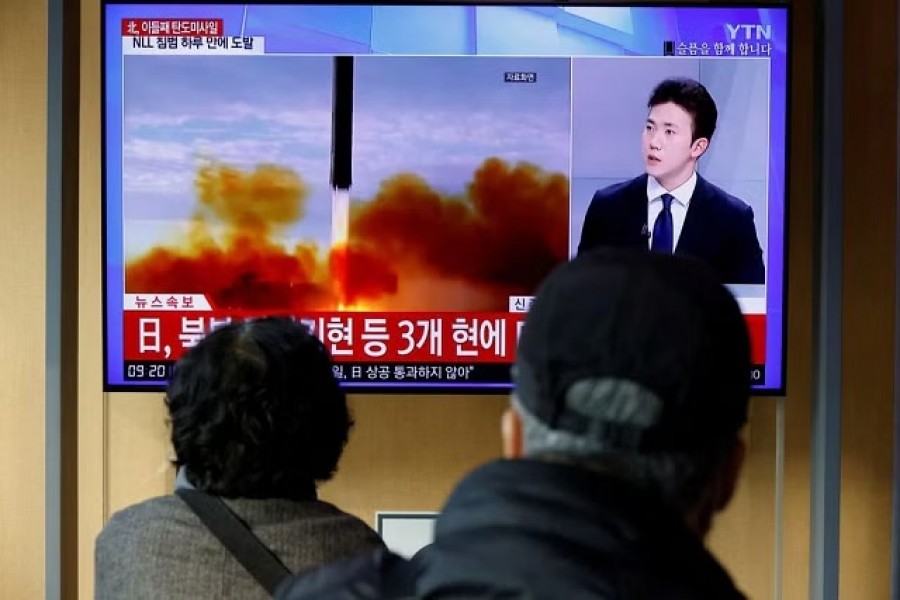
[304,500,385,545]
[97,495,193,550]
[225,498,385,561]
[94,494,197,586]
[101,495,187,533]
[591,174,647,203]
[275,547,418,600]
[696,176,753,216]
[248,498,382,538]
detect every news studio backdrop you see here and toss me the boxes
[101,2,790,394]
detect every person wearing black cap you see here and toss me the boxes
[276,249,751,599]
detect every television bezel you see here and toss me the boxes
[100,0,792,396]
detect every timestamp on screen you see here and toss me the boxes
[124,361,175,382]
[750,365,766,384]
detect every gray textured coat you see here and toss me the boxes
[95,495,383,599]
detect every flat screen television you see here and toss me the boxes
[102,1,790,394]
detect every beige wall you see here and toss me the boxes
[0,1,48,598]
[840,0,898,596]
[77,1,105,599]
[781,0,814,596]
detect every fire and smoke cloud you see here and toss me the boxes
[344,157,569,310]
[125,158,569,311]
[126,162,337,310]
[195,162,308,234]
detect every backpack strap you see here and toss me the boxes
[176,488,291,595]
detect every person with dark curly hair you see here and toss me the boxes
[95,317,383,599]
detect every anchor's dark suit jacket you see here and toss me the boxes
[577,174,765,284]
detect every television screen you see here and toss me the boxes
[102,2,790,394]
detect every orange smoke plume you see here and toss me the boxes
[195,162,308,235]
[329,245,398,307]
[126,162,337,310]
[126,158,569,312]
[343,157,569,310]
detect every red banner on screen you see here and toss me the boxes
[123,312,524,364]
[745,314,765,365]
[121,18,224,37]
[123,310,767,365]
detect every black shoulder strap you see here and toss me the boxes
[176,488,292,595]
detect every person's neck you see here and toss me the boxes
[683,500,715,540]
[657,166,696,192]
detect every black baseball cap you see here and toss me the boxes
[514,249,751,453]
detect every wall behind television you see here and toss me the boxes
[0,2,48,598]
[840,0,897,593]
[68,5,896,600]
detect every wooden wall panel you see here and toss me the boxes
[77,0,106,597]
[782,0,815,598]
[319,395,507,521]
[703,401,778,600]
[0,1,48,597]
[106,394,173,514]
[841,0,898,597]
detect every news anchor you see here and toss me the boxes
[577,77,765,285]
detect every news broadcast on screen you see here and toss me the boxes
[102,2,790,393]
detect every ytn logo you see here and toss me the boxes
[725,24,772,40]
